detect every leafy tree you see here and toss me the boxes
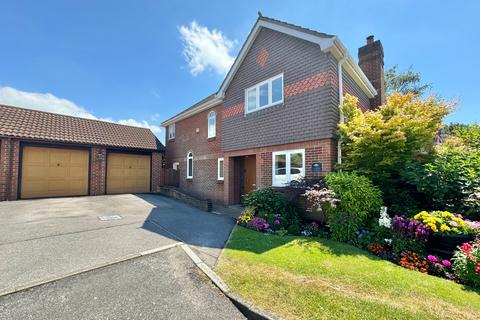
[338,93,451,213]
[443,123,480,150]
[385,65,432,96]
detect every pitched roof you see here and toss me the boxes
[0,104,164,151]
[162,15,376,126]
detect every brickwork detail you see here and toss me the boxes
[90,146,106,195]
[151,152,164,192]
[222,103,244,119]
[256,48,269,67]
[284,70,337,98]
[0,139,19,201]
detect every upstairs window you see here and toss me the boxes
[245,74,284,114]
[168,124,175,140]
[208,111,216,138]
[187,152,193,179]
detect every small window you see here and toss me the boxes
[218,158,224,181]
[187,152,193,179]
[168,124,175,140]
[245,74,284,114]
[208,111,216,138]
[272,149,305,186]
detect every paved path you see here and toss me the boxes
[0,246,244,320]
[0,194,240,319]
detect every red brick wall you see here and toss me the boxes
[90,146,106,195]
[151,151,164,192]
[0,138,20,201]
[164,103,224,203]
[223,138,336,204]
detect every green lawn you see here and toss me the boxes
[216,226,480,320]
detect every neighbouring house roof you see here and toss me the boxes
[0,104,164,151]
[162,15,377,127]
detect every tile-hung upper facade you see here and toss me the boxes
[161,15,385,205]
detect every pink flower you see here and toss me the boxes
[311,221,318,226]
[434,263,443,269]
[274,219,280,225]
[442,260,451,267]
[264,223,270,230]
[461,242,473,255]
[476,263,480,274]
[427,255,438,263]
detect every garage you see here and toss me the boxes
[0,104,164,202]
[106,153,151,194]
[20,146,89,199]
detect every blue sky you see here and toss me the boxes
[1,1,478,143]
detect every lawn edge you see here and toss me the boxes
[180,242,281,320]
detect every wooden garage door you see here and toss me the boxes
[21,146,89,199]
[106,153,151,194]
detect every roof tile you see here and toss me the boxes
[0,104,164,151]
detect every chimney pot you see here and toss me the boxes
[367,35,374,45]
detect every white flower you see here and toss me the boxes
[378,207,392,228]
[384,238,392,245]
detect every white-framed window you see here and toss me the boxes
[272,149,305,187]
[208,111,216,138]
[245,74,284,114]
[218,158,224,181]
[168,124,175,140]
[187,152,193,179]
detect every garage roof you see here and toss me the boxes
[0,104,164,151]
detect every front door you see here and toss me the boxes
[243,156,256,196]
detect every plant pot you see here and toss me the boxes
[427,234,474,258]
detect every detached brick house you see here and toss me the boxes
[0,105,164,201]
[162,15,385,206]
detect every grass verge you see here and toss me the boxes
[216,226,480,320]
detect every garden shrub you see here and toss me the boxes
[325,172,383,242]
[243,187,288,215]
[287,223,301,236]
[281,201,305,226]
[405,146,480,219]
[452,239,480,289]
[391,215,430,255]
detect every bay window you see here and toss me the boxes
[272,149,305,186]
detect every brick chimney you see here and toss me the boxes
[358,35,385,109]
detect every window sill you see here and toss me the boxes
[207,137,216,142]
[168,139,175,142]
[217,179,224,184]
[186,178,193,182]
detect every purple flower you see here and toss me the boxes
[427,255,438,263]
[274,219,281,225]
[442,260,452,267]
[247,217,268,232]
[392,215,430,239]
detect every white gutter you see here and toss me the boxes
[337,55,347,165]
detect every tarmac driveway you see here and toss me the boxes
[0,194,241,319]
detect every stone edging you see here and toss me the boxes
[179,244,280,320]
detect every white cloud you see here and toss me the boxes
[0,86,162,134]
[179,21,235,76]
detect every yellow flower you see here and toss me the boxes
[440,224,450,232]
[441,211,453,218]
[429,224,438,232]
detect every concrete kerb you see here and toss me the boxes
[179,243,280,320]
[0,242,182,298]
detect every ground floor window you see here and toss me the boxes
[272,149,305,186]
[187,152,193,178]
[218,158,224,180]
